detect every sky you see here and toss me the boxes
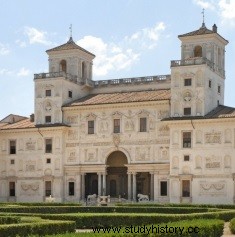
[0,0,235,119]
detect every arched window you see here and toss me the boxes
[194,46,202,57]
[60,60,67,72]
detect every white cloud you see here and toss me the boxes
[219,0,235,22]
[126,22,166,49]
[77,22,165,77]
[0,43,10,55]
[15,39,27,48]
[193,0,235,26]
[0,68,13,75]
[77,36,139,77]
[24,27,51,45]
[17,67,30,77]
[193,0,215,9]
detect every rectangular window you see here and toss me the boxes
[182,180,190,197]
[184,155,190,161]
[68,182,75,196]
[184,78,192,86]
[113,119,120,133]
[9,140,16,155]
[140,117,147,132]
[45,116,51,123]
[209,80,212,88]
[45,139,52,153]
[88,120,94,134]
[184,108,191,116]
[9,182,15,196]
[160,181,168,196]
[218,85,221,94]
[68,90,73,98]
[46,158,51,164]
[45,90,51,97]
[10,159,15,165]
[45,181,51,197]
[183,132,191,148]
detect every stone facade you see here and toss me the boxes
[0,23,235,204]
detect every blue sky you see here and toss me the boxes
[0,0,235,119]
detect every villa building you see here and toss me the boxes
[0,22,235,204]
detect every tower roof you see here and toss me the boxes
[178,24,228,43]
[46,37,95,56]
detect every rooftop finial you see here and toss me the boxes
[68,24,73,42]
[201,8,205,27]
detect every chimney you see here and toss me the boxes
[212,24,217,33]
[30,114,34,122]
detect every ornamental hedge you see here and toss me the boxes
[38,210,235,228]
[0,216,20,225]
[0,220,76,237]
[0,206,218,214]
[229,217,235,234]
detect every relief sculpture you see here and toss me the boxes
[200,181,226,196]
[205,131,221,144]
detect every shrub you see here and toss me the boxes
[0,216,20,224]
[0,220,75,237]
[39,210,235,229]
[230,217,235,234]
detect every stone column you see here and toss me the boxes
[150,173,154,201]
[76,173,81,201]
[81,173,86,201]
[98,173,102,196]
[102,173,106,195]
[132,172,136,201]
[128,172,132,200]
[153,172,159,202]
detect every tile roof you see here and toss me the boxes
[163,105,235,121]
[46,37,95,56]
[65,89,171,107]
[0,118,70,130]
[178,25,228,43]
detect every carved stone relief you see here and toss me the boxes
[224,155,231,168]
[19,139,24,150]
[44,168,52,176]
[84,148,98,162]
[149,118,155,130]
[68,150,76,162]
[173,131,179,144]
[135,147,150,161]
[182,166,191,174]
[25,161,36,172]
[25,138,36,151]
[158,110,169,119]
[55,137,60,149]
[200,181,226,196]
[67,115,78,124]
[205,156,221,169]
[37,159,43,171]
[20,182,39,195]
[196,130,203,144]
[44,101,52,112]
[113,134,120,148]
[172,156,179,169]
[160,147,169,160]
[55,159,60,170]
[19,160,23,171]
[159,125,170,136]
[225,129,232,143]
[37,138,43,150]
[1,139,6,151]
[125,119,135,131]
[195,156,202,169]
[205,131,221,144]
[99,120,109,133]
[68,130,78,140]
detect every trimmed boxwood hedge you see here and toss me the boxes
[0,216,20,224]
[38,210,235,229]
[0,220,76,237]
[0,206,218,214]
[230,217,235,234]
